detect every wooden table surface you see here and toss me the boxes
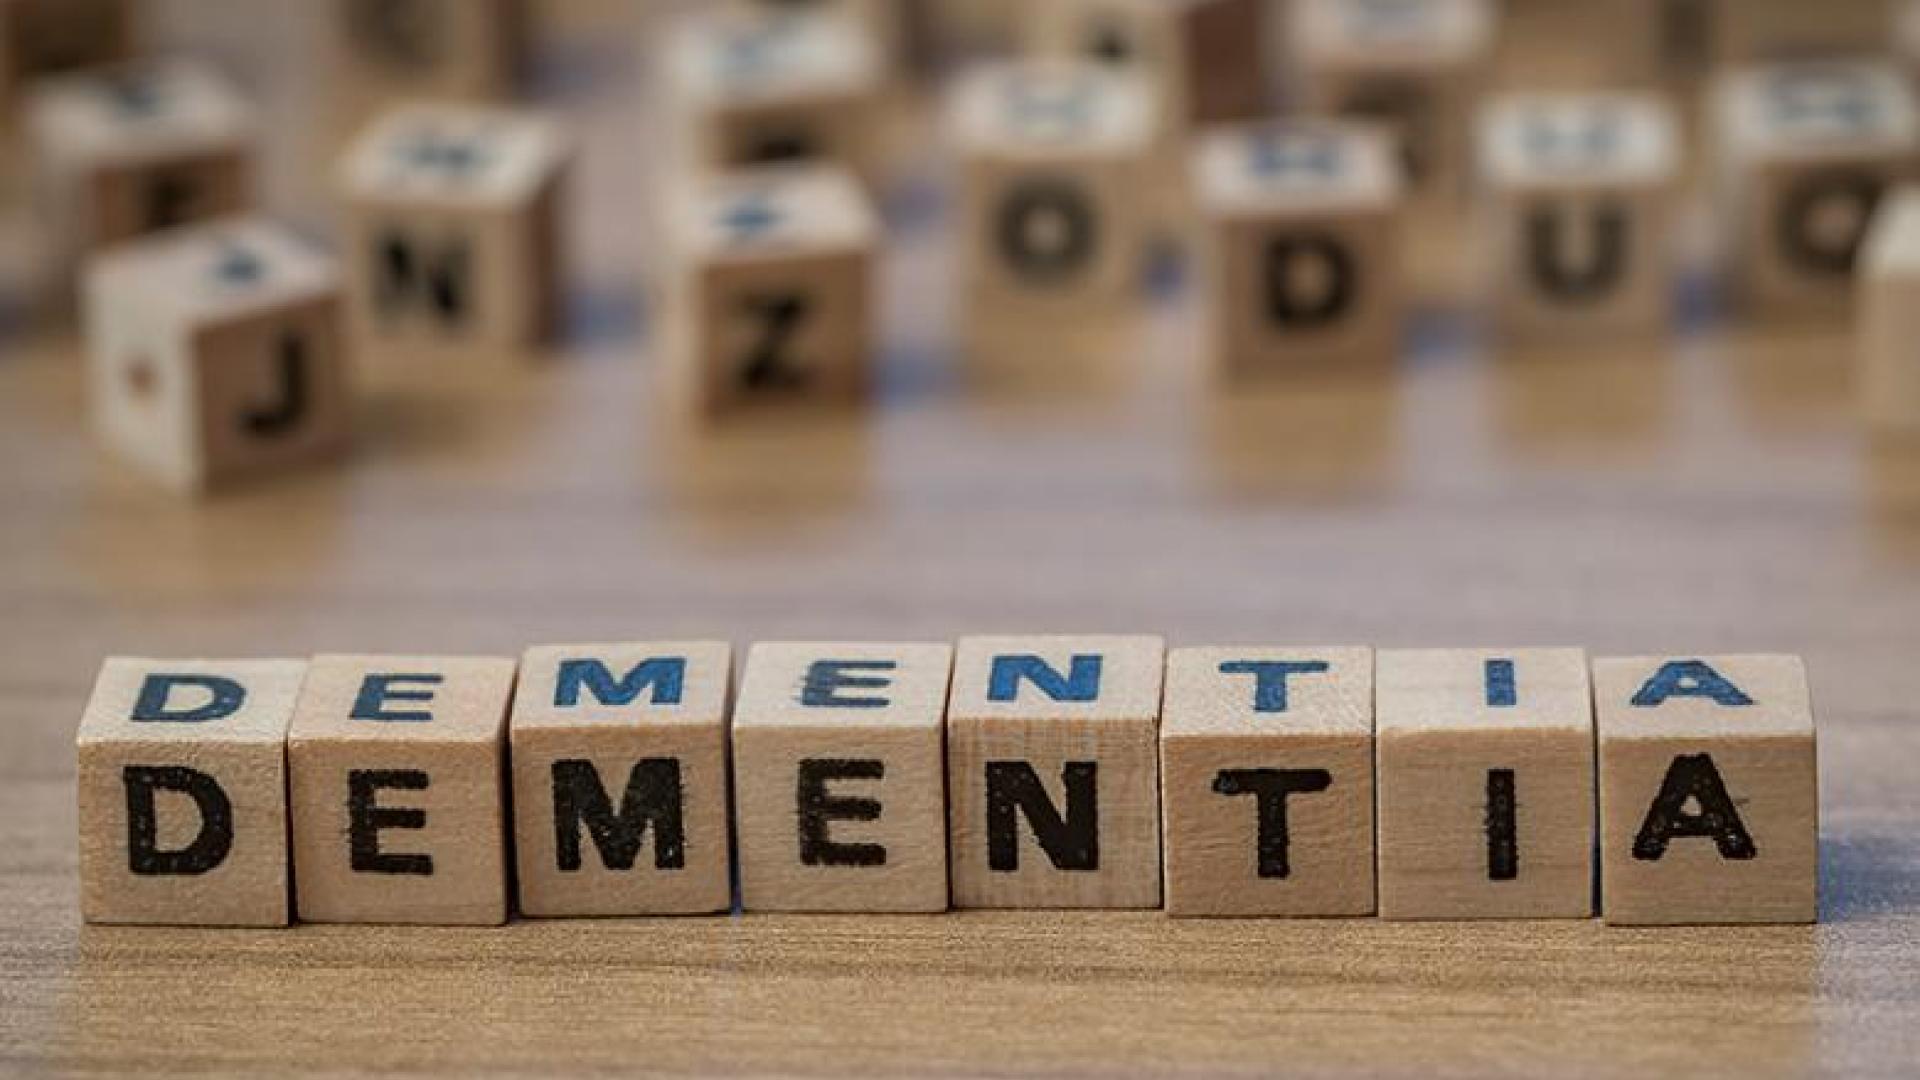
[4,4,1920,1076]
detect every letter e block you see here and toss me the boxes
[1857,184,1920,435]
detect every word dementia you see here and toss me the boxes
[76,640,1818,929]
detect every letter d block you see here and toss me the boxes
[509,643,734,917]
[1595,655,1818,925]
[290,655,516,925]
[948,635,1164,909]
[77,658,303,927]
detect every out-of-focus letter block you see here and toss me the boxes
[1858,185,1920,436]
[0,0,132,111]
[1028,0,1271,131]
[327,0,524,113]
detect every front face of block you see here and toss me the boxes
[947,635,1164,909]
[1375,649,1595,920]
[510,643,734,917]
[733,643,953,912]
[1595,655,1818,925]
[289,654,516,925]
[90,153,251,250]
[1859,188,1920,433]
[1160,647,1374,917]
[333,0,519,100]
[76,658,303,927]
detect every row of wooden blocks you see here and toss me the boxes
[79,641,1819,929]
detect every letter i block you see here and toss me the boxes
[1027,0,1271,131]
[289,655,516,925]
[76,658,304,927]
[327,0,524,108]
[337,103,571,355]
[1160,647,1375,918]
[1858,186,1920,435]
[1594,655,1819,925]
[733,643,953,912]
[0,0,132,112]
[1375,649,1594,920]
[83,217,351,493]
[1715,62,1920,319]
[509,643,734,917]
[1192,120,1404,379]
[1477,93,1680,340]
[947,635,1165,909]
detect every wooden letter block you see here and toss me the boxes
[1709,0,1893,65]
[1160,647,1375,918]
[1375,648,1595,920]
[0,0,131,112]
[337,103,571,355]
[289,654,516,925]
[1857,185,1920,436]
[947,635,1164,909]
[1478,93,1680,340]
[1027,0,1272,131]
[1715,61,1920,319]
[83,217,351,493]
[327,0,523,111]
[76,658,302,927]
[662,164,877,417]
[1595,655,1818,925]
[1193,120,1404,379]
[733,642,952,912]
[510,643,734,918]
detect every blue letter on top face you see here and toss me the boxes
[1631,660,1755,709]
[554,658,685,709]
[351,674,445,722]
[132,674,246,723]
[1217,660,1329,713]
[1484,659,1518,709]
[988,655,1102,703]
[801,660,897,708]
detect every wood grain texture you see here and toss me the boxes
[3,1,1920,1075]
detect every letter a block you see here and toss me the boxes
[733,643,953,912]
[1857,185,1920,435]
[947,635,1164,909]
[510,643,734,917]
[1375,649,1594,920]
[1595,655,1818,925]
[76,658,304,927]
[1160,647,1375,918]
[84,217,351,493]
[289,655,516,925]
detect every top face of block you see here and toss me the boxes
[337,104,571,208]
[1718,61,1920,161]
[1865,186,1920,276]
[1193,120,1402,217]
[1478,93,1679,190]
[288,654,517,745]
[76,657,306,746]
[1377,648,1589,733]
[948,635,1164,724]
[84,217,339,327]
[673,164,878,261]
[512,642,733,731]
[948,60,1158,160]
[1592,655,1813,740]
[1162,646,1373,737]
[28,58,254,167]
[666,9,882,106]
[736,642,954,729]
[1293,0,1493,69]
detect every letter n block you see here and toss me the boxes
[509,642,734,917]
[1161,647,1374,917]
[947,635,1164,909]
[1594,655,1818,925]
[76,658,303,927]
[289,655,516,925]
[733,643,953,912]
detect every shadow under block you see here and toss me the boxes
[326,0,523,112]
[83,217,351,493]
[76,658,304,927]
[1594,655,1818,926]
[509,643,734,918]
[733,642,953,912]
[336,103,571,355]
[1026,0,1270,131]
[1193,120,1404,379]
[1160,647,1375,918]
[1715,61,1920,320]
[947,635,1165,909]
[1477,93,1680,341]
[1858,186,1920,435]
[289,655,516,925]
[1375,648,1595,920]
[663,164,877,417]
[0,0,131,111]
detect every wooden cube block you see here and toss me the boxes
[28,59,256,268]
[947,634,1164,909]
[76,657,303,927]
[1715,61,1920,319]
[1709,0,1892,64]
[509,643,734,918]
[733,642,952,912]
[1477,93,1681,340]
[1027,0,1272,131]
[662,164,877,417]
[327,0,523,109]
[83,217,351,493]
[1193,119,1405,379]
[733,0,911,75]
[336,103,571,355]
[1375,648,1595,920]
[0,0,131,112]
[289,654,516,925]
[1160,646,1375,918]
[1860,185,1920,436]
[1594,655,1819,926]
